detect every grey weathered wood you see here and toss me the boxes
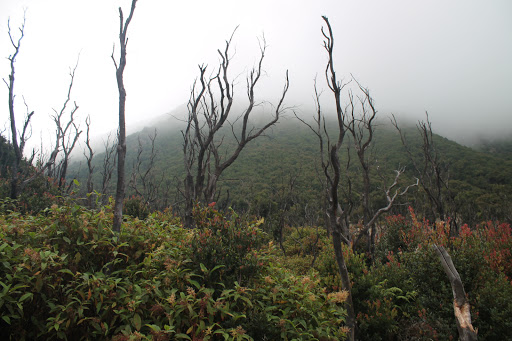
[433,244,478,341]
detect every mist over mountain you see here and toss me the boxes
[127,100,512,148]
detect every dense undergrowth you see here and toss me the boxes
[1,197,511,340]
[0,201,347,340]
[278,208,512,340]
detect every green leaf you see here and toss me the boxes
[133,313,142,331]
[188,279,201,289]
[2,315,11,325]
[19,292,33,302]
[211,265,225,273]
[175,334,192,340]
[146,324,161,332]
[58,269,75,276]
[35,276,43,293]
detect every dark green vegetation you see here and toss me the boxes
[70,116,512,227]
[1,199,511,340]
[1,116,512,340]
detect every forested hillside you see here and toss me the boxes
[68,114,512,227]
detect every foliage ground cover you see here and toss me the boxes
[0,202,347,340]
[279,208,512,340]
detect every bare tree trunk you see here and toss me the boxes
[84,116,95,208]
[321,16,355,340]
[331,219,356,339]
[3,15,32,200]
[112,0,138,233]
[433,245,478,341]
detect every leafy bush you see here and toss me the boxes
[376,208,512,340]
[248,267,348,340]
[0,173,62,214]
[188,204,271,288]
[0,202,348,340]
[123,195,151,220]
[280,225,328,275]
[352,257,419,341]
[279,208,512,340]
[0,202,190,339]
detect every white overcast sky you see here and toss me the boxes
[1,0,511,151]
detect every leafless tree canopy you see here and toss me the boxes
[128,129,168,208]
[392,113,457,233]
[2,13,89,201]
[181,29,290,227]
[46,59,82,191]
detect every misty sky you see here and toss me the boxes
[1,0,511,150]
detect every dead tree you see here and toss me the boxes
[352,167,418,253]
[181,29,289,227]
[297,17,418,340]
[3,12,82,198]
[111,0,138,232]
[100,133,117,204]
[344,82,418,258]
[47,60,82,191]
[297,76,357,339]
[3,14,34,199]
[344,82,375,254]
[128,129,163,208]
[433,245,478,341]
[317,16,355,340]
[84,116,95,207]
[392,113,458,233]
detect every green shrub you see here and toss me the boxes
[248,267,348,340]
[0,203,191,339]
[1,180,61,215]
[188,204,271,288]
[376,208,512,340]
[0,202,348,340]
[123,195,150,220]
[352,256,419,341]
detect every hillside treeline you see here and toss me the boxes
[64,117,512,229]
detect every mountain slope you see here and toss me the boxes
[68,114,512,224]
